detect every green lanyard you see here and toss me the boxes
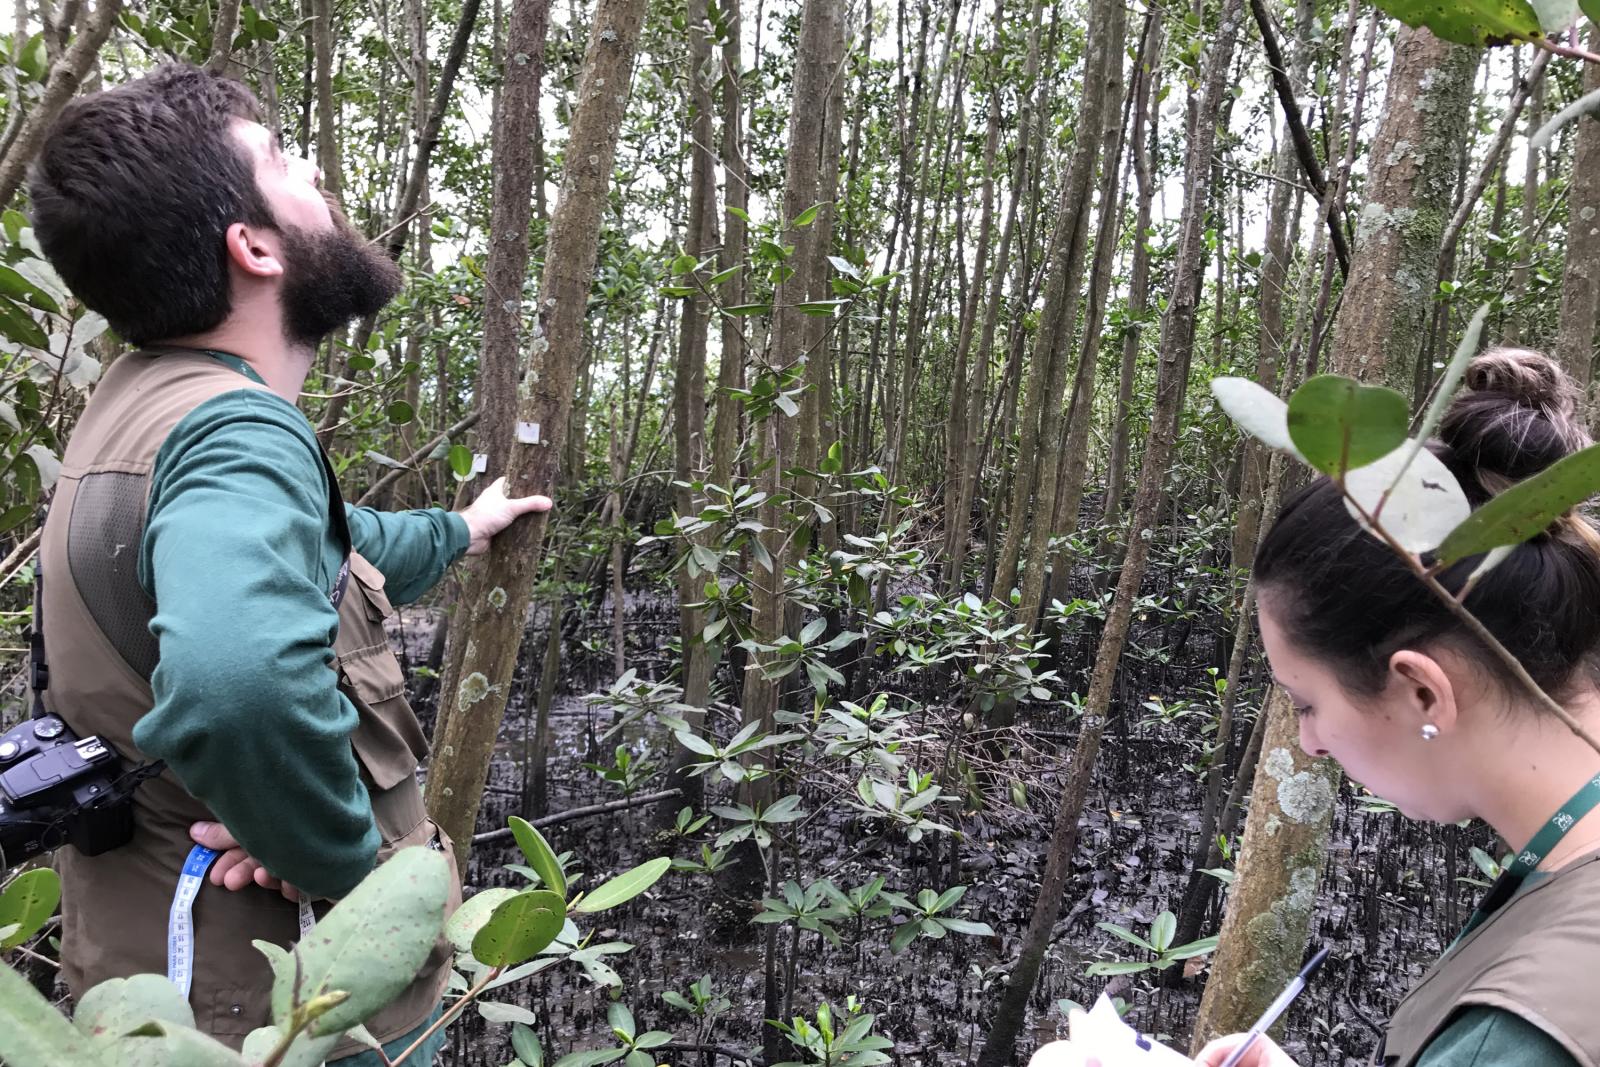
[198,348,267,386]
[1458,770,1600,939]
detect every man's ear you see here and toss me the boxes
[1389,649,1460,736]
[223,222,284,279]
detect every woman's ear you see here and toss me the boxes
[223,222,285,279]
[1388,649,1460,737]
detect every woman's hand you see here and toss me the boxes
[1195,1034,1300,1067]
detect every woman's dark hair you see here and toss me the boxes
[27,64,276,346]
[1256,348,1600,700]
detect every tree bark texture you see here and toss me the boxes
[1556,28,1600,407]
[425,0,648,865]
[1329,27,1480,392]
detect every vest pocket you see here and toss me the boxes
[334,553,430,827]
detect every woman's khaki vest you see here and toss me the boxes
[39,348,460,1058]
[1376,850,1600,1066]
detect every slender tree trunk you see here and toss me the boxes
[205,0,244,74]
[1193,27,1480,1047]
[425,0,647,864]
[709,0,747,489]
[1557,28,1600,416]
[311,0,344,201]
[1100,10,1163,529]
[1504,48,1544,345]
[976,2,1244,1061]
[664,0,720,818]
[940,1,1003,587]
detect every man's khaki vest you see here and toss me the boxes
[39,348,460,1058]
[1378,850,1600,1066]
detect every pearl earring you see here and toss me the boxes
[1421,723,1440,741]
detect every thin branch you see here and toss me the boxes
[470,788,684,844]
[355,408,482,506]
[1248,0,1350,277]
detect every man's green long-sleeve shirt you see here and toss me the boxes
[128,364,467,901]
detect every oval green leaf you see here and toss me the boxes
[572,857,673,915]
[1436,442,1600,566]
[1286,375,1409,477]
[508,816,567,899]
[472,889,566,967]
[445,887,521,953]
[287,846,451,1036]
[1368,0,1541,45]
[74,974,196,1041]
[0,963,99,1064]
[0,867,60,950]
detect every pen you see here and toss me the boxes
[1217,946,1331,1067]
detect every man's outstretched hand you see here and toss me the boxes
[458,476,553,555]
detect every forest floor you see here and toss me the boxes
[391,577,1496,1067]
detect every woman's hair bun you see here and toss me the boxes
[1462,347,1578,418]
[1439,346,1589,495]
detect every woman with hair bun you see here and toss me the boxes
[1197,349,1600,1067]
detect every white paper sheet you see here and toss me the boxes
[1026,994,1197,1067]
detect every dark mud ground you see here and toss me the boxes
[387,581,1495,1067]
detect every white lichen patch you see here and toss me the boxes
[1263,746,1296,781]
[488,586,508,610]
[1278,769,1334,823]
[459,671,492,707]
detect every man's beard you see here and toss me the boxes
[276,206,402,349]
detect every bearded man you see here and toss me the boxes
[25,64,541,1063]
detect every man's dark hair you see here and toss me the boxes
[28,65,276,346]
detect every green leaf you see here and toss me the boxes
[348,354,377,372]
[796,299,849,316]
[0,503,35,536]
[1367,0,1541,45]
[0,868,60,950]
[446,887,521,953]
[1095,921,1154,952]
[1149,911,1177,953]
[0,962,100,1064]
[827,255,861,279]
[1165,934,1221,960]
[472,889,567,967]
[553,1050,627,1067]
[116,1021,251,1066]
[386,400,415,425]
[1526,0,1577,32]
[670,253,698,275]
[573,856,672,914]
[508,817,568,899]
[721,303,770,317]
[513,1023,545,1067]
[1286,375,1410,477]
[365,450,407,470]
[1085,960,1154,977]
[241,1026,338,1067]
[448,444,475,478]
[1210,377,1295,453]
[791,202,824,227]
[284,847,451,1036]
[73,974,196,1043]
[0,297,48,349]
[479,1001,540,1025]
[17,33,46,81]
[1437,442,1600,565]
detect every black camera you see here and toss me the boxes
[0,713,134,868]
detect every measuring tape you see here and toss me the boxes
[168,845,318,1001]
[166,844,219,998]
